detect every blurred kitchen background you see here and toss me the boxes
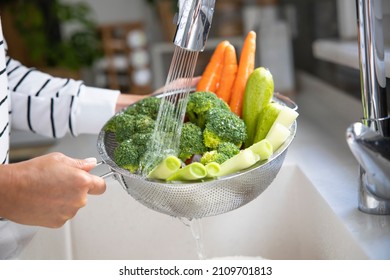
[0,0,389,161]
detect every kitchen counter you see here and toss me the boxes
[19,72,390,260]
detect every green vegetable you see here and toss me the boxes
[200,150,229,165]
[110,96,163,172]
[178,122,207,162]
[186,91,230,129]
[203,107,247,149]
[167,162,207,181]
[147,155,182,180]
[134,114,155,134]
[103,113,120,133]
[216,142,240,158]
[248,139,273,160]
[265,123,291,151]
[271,106,299,128]
[264,106,298,151]
[205,162,221,178]
[125,96,161,119]
[114,139,140,172]
[131,132,152,148]
[114,114,137,142]
[115,114,155,143]
[242,67,274,147]
[104,112,135,134]
[200,142,240,165]
[253,102,282,143]
[216,149,260,177]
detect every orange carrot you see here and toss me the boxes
[215,43,238,103]
[229,31,256,117]
[196,40,230,93]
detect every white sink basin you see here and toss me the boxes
[19,164,368,260]
[200,164,368,260]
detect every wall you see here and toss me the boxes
[62,0,164,43]
[63,0,148,24]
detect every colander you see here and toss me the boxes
[96,92,297,219]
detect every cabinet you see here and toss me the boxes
[94,22,153,94]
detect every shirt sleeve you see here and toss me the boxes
[7,57,120,138]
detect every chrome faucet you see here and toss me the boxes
[174,0,215,51]
[346,0,390,214]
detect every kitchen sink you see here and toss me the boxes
[200,164,368,260]
[19,163,368,260]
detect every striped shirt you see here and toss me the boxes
[0,23,120,164]
[0,17,120,259]
[0,21,9,164]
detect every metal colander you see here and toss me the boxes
[97,92,297,219]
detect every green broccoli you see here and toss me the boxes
[186,91,230,129]
[113,113,155,143]
[200,142,240,165]
[200,150,229,165]
[125,96,161,119]
[113,114,137,142]
[203,107,247,149]
[134,114,155,134]
[114,139,140,172]
[178,122,207,161]
[104,113,132,134]
[216,142,240,158]
[103,116,118,133]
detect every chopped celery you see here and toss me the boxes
[217,149,260,177]
[265,123,291,151]
[147,155,181,180]
[273,106,299,128]
[167,162,207,181]
[248,139,273,160]
[205,162,221,178]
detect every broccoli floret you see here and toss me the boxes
[104,113,132,133]
[186,91,230,129]
[200,150,229,165]
[134,114,155,134]
[114,139,140,172]
[125,96,161,119]
[216,142,240,158]
[200,142,240,165]
[203,107,247,149]
[132,131,152,146]
[114,114,137,142]
[103,116,118,133]
[114,113,155,143]
[178,122,207,161]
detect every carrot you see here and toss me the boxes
[196,40,230,93]
[229,31,256,117]
[215,43,237,103]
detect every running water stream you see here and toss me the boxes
[140,46,199,176]
[179,218,207,259]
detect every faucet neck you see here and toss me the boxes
[357,0,389,135]
[174,0,215,52]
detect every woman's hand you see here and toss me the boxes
[0,153,105,228]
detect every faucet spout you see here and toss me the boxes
[347,122,390,200]
[174,0,215,52]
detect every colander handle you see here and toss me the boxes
[96,161,114,179]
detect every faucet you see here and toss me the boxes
[346,0,390,214]
[173,0,215,52]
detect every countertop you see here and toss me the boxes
[285,72,390,260]
[19,72,390,260]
